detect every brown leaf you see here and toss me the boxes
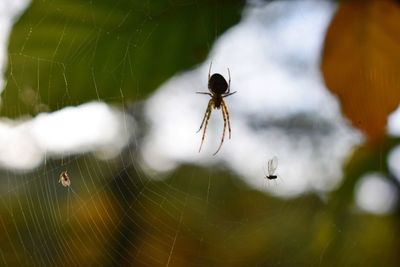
[321,0,400,144]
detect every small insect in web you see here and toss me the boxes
[59,170,71,187]
[265,156,279,180]
[58,170,81,222]
[196,62,237,155]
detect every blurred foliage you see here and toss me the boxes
[322,0,400,144]
[2,0,244,117]
[331,137,400,212]
[1,163,400,266]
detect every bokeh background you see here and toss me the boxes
[1,0,400,266]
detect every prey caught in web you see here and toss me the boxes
[265,156,279,180]
[59,170,71,187]
[196,62,237,155]
[58,170,84,221]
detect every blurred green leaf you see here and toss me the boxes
[2,0,244,117]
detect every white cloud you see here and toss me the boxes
[388,105,400,137]
[355,173,398,215]
[0,0,30,94]
[0,102,133,170]
[388,145,400,183]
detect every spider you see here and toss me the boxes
[197,62,237,155]
[59,170,71,187]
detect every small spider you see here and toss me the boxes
[265,156,279,180]
[59,171,71,187]
[197,62,237,155]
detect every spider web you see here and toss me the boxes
[1,1,400,266]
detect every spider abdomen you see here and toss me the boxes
[208,73,228,94]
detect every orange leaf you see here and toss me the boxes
[321,0,400,144]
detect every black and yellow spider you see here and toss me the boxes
[197,62,237,155]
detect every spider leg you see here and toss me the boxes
[208,62,213,93]
[221,100,231,139]
[227,68,231,93]
[198,100,213,152]
[197,99,212,133]
[196,92,212,96]
[222,91,237,98]
[213,102,228,155]
[208,61,212,80]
